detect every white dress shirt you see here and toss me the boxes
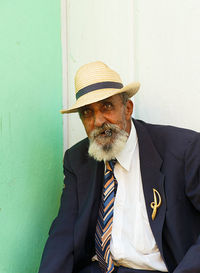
[110,121,168,272]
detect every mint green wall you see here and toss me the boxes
[0,1,63,273]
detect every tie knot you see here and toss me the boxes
[106,159,116,172]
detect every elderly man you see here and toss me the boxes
[38,61,200,273]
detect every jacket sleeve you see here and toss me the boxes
[173,132,200,273]
[38,150,78,273]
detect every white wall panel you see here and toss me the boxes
[133,0,200,132]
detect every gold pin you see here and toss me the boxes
[151,188,162,220]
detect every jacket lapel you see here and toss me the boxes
[74,147,104,262]
[134,120,166,258]
[77,157,104,213]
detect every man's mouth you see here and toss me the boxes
[90,123,119,141]
[95,128,113,138]
[105,129,112,137]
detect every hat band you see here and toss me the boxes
[76,81,123,100]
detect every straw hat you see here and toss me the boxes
[61,61,140,114]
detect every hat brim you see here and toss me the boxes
[60,81,140,114]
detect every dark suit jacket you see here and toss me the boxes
[38,119,200,273]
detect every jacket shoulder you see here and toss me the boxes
[134,119,200,158]
[64,137,89,162]
[63,137,99,175]
[135,119,199,138]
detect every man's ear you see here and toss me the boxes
[125,99,133,120]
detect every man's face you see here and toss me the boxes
[79,94,133,161]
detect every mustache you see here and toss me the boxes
[90,123,121,139]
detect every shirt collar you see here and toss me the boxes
[116,120,138,171]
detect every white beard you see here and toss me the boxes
[88,123,128,162]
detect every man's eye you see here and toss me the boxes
[103,102,113,110]
[80,108,92,117]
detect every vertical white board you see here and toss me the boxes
[133,0,200,132]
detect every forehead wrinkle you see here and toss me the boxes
[80,94,122,111]
[92,94,122,106]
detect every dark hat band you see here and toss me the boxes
[76,81,123,100]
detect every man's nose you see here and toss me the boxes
[94,111,106,127]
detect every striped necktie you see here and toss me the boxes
[95,160,117,273]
